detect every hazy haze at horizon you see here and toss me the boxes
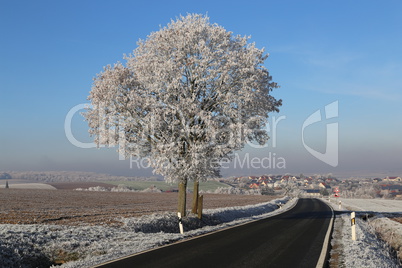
[1,0,401,178]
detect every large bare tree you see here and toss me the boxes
[85,14,281,216]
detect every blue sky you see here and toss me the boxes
[1,0,401,178]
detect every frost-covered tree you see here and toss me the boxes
[84,14,281,216]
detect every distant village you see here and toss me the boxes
[219,174,402,199]
[2,171,402,199]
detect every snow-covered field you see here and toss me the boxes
[335,198,402,212]
[0,196,294,268]
[326,198,402,267]
[2,183,57,190]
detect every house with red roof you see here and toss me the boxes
[383,176,402,182]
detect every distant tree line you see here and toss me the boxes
[4,171,158,183]
[0,173,12,180]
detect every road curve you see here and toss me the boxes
[96,198,333,268]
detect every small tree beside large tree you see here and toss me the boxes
[84,14,281,217]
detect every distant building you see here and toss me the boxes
[380,184,402,197]
[319,182,331,189]
[249,183,260,189]
[304,189,321,197]
[383,176,402,182]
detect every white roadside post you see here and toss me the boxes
[351,212,356,241]
[178,212,184,235]
[338,200,342,210]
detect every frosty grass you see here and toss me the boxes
[1,197,293,267]
[3,197,402,268]
[327,198,402,267]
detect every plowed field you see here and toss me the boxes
[0,188,278,226]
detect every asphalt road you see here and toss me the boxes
[97,198,333,268]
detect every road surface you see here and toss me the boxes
[96,198,333,268]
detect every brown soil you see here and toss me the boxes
[0,189,278,226]
[391,217,402,224]
[329,217,344,267]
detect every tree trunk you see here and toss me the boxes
[178,180,187,217]
[191,181,199,214]
[197,195,203,219]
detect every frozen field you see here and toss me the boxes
[0,189,278,225]
[2,194,402,267]
[0,196,293,267]
[1,183,57,190]
[332,198,402,212]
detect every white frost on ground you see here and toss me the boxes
[335,198,402,212]
[326,198,402,267]
[2,183,57,190]
[336,214,399,267]
[370,217,402,260]
[75,185,162,193]
[0,197,294,268]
